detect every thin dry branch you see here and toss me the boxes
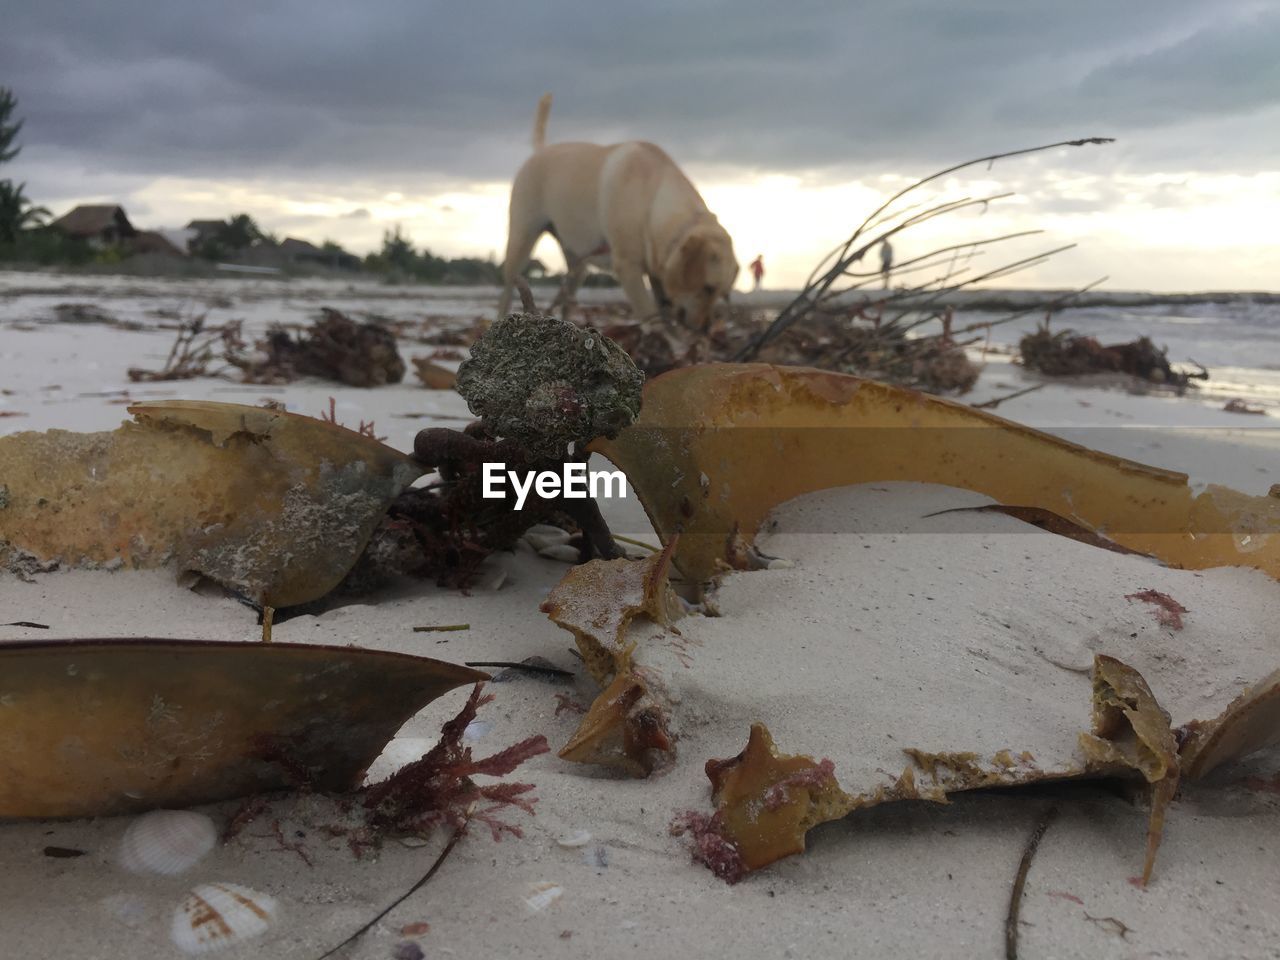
[127,315,247,382]
[736,137,1114,362]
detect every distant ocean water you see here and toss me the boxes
[953,297,1280,403]
[964,297,1280,369]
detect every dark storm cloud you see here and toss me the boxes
[3,0,1278,189]
[1001,8,1280,136]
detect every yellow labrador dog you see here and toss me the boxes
[498,94,738,330]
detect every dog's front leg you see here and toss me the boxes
[550,258,590,320]
[614,258,660,321]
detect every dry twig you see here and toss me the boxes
[735,138,1115,364]
[1006,807,1059,960]
[315,821,467,960]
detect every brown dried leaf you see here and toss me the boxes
[0,401,423,607]
[0,638,486,818]
[592,364,1280,584]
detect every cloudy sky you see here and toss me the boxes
[4,1,1279,289]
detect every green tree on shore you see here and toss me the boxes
[193,212,275,259]
[0,88,50,243]
[364,224,505,284]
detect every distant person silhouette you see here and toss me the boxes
[749,254,765,292]
[879,239,893,289]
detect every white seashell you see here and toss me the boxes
[524,526,572,552]
[523,882,563,913]
[767,557,796,570]
[118,810,217,876]
[556,830,592,848]
[474,566,508,591]
[526,523,571,539]
[462,718,492,742]
[538,544,581,564]
[171,882,278,954]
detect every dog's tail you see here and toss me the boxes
[531,93,552,150]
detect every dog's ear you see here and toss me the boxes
[677,234,708,292]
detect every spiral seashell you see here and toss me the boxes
[117,810,217,876]
[171,882,278,954]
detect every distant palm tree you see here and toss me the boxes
[0,180,49,243]
[0,88,23,164]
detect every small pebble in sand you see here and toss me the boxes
[393,941,425,960]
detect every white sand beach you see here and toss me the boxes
[2,274,1278,960]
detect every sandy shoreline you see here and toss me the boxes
[2,276,1279,959]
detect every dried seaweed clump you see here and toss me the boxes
[596,304,979,394]
[1019,321,1205,389]
[363,684,550,841]
[456,309,644,459]
[235,308,406,387]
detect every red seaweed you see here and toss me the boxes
[1125,589,1189,630]
[362,684,550,840]
[669,810,747,884]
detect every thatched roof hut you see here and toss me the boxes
[50,205,137,246]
